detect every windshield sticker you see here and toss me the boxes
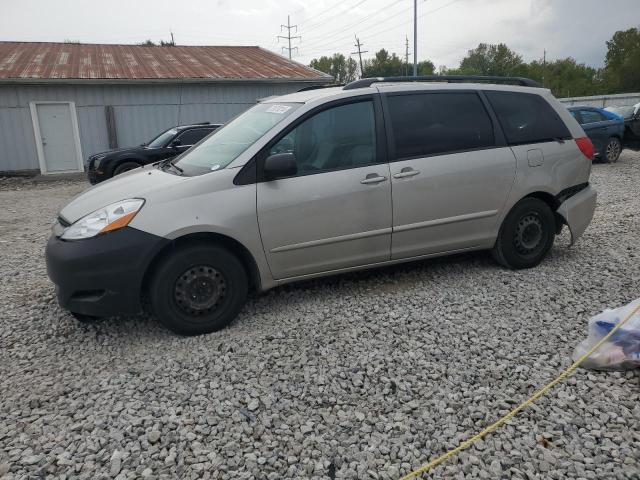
[266,104,292,114]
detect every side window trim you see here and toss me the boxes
[248,95,386,183]
[380,90,502,163]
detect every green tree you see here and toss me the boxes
[603,27,640,93]
[521,58,604,98]
[309,54,358,83]
[139,40,157,46]
[457,43,524,76]
[363,49,405,77]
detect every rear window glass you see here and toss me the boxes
[387,92,495,159]
[485,91,571,145]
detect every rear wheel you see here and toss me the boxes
[113,161,141,177]
[149,244,248,335]
[492,198,556,269]
[604,137,621,163]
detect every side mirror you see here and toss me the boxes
[170,139,182,148]
[263,153,297,180]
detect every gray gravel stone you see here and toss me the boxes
[1,153,640,479]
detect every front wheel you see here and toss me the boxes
[492,198,556,269]
[149,244,248,335]
[604,137,622,163]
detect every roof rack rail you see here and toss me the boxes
[297,84,344,92]
[343,75,542,90]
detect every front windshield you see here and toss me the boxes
[148,128,178,148]
[175,102,300,176]
[606,106,635,119]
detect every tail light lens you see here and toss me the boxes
[575,137,594,161]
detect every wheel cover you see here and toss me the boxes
[173,265,227,317]
[606,139,620,162]
[514,213,543,255]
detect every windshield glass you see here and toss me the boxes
[148,128,178,148]
[174,102,301,176]
[605,106,635,119]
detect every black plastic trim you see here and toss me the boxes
[556,182,589,204]
[343,75,542,90]
[46,227,169,317]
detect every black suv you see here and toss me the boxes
[86,123,221,184]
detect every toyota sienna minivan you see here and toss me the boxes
[46,76,597,335]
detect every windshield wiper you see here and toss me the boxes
[168,159,183,174]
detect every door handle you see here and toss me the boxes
[360,174,387,184]
[393,167,420,179]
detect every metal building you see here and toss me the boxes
[0,42,331,174]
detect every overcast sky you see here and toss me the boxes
[1,0,638,69]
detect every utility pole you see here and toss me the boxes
[277,15,300,59]
[413,0,417,76]
[405,35,411,76]
[351,36,368,78]
[542,49,546,87]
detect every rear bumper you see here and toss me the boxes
[46,227,168,317]
[557,185,597,245]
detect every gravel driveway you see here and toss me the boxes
[1,152,639,480]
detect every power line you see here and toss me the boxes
[277,15,301,59]
[301,0,372,35]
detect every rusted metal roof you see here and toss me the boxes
[0,42,331,83]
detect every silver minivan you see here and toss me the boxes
[46,76,597,335]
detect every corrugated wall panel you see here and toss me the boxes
[178,103,250,125]
[113,104,180,147]
[76,106,110,159]
[0,107,39,171]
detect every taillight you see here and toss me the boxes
[575,137,594,161]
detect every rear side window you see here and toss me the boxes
[578,109,605,124]
[486,91,571,145]
[175,128,213,145]
[387,92,494,159]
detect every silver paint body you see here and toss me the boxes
[58,82,596,291]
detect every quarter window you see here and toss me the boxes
[269,100,377,175]
[486,91,571,145]
[386,92,495,160]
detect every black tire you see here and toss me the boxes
[149,243,248,335]
[70,311,102,323]
[604,137,622,163]
[492,198,556,269]
[113,161,141,177]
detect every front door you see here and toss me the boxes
[34,103,81,172]
[383,91,516,259]
[257,98,392,279]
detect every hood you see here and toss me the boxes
[91,146,146,158]
[59,165,184,223]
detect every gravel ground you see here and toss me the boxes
[1,152,639,480]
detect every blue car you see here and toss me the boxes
[567,106,625,163]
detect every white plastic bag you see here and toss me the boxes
[572,298,640,370]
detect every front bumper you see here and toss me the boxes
[557,185,597,245]
[46,227,168,317]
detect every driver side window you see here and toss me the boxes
[269,100,377,175]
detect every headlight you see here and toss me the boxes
[61,199,145,240]
[92,154,107,169]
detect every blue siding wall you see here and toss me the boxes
[0,81,315,173]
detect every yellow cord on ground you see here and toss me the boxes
[400,301,640,480]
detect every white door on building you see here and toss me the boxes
[32,102,83,173]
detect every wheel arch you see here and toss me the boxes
[141,231,262,302]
